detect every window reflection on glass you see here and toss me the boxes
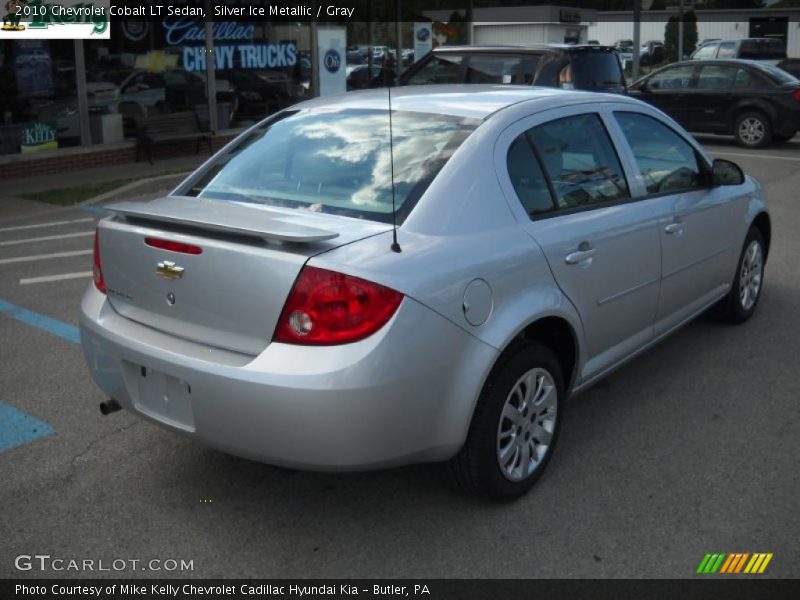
[648,65,695,90]
[465,55,538,85]
[615,111,702,195]
[506,134,555,216]
[528,113,629,209]
[189,108,479,223]
[83,22,312,141]
[405,55,463,85]
[0,40,79,155]
[697,65,737,89]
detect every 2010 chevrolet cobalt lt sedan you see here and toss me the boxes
[80,85,770,500]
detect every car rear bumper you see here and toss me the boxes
[79,286,497,471]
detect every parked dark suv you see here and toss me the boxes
[691,38,787,63]
[398,44,626,94]
[630,59,800,147]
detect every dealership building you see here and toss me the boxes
[2,3,800,179]
[0,15,319,178]
[588,7,800,53]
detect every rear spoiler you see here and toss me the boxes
[106,196,340,243]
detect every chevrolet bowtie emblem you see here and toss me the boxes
[156,260,184,280]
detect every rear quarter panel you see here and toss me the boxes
[309,107,585,385]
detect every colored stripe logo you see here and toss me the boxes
[697,553,773,574]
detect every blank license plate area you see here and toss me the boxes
[133,365,195,432]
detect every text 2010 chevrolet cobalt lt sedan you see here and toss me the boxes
[80,86,770,499]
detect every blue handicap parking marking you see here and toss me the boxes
[0,400,54,453]
[0,299,80,344]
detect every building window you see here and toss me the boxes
[0,40,79,155]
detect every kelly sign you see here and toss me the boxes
[21,121,57,153]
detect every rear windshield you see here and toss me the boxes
[567,51,625,90]
[739,39,786,60]
[187,109,479,223]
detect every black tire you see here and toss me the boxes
[712,227,766,323]
[449,341,564,501]
[734,111,772,148]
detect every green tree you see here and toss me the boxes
[665,9,698,62]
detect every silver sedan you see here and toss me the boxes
[80,85,770,500]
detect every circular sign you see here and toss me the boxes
[323,49,341,74]
[416,27,431,42]
[122,21,149,43]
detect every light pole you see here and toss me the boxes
[632,0,655,83]
[678,0,684,61]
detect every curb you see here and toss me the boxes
[0,171,191,226]
[79,171,191,206]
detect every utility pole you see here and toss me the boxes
[632,0,641,82]
[632,0,655,84]
[678,0,684,61]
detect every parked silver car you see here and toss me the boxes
[80,86,771,499]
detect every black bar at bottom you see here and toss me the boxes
[2,579,800,600]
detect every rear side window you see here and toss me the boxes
[567,51,625,90]
[405,54,463,85]
[733,68,755,88]
[739,39,786,60]
[528,114,629,209]
[506,135,555,216]
[717,41,736,58]
[615,112,703,195]
[693,43,718,59]
[465,55,538,85]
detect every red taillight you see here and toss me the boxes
[274,266,403,345]
[144,237,203,254]
[93,230,106,294]
[145,237,203,255]
[792,89,800,102]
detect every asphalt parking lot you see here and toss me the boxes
[1,137,799,580]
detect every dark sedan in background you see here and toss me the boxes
[630,59,800,147]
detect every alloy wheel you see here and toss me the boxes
[496,367,557,482]
[739,239,763,311]
[738,118,765,146]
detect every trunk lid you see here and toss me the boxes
[98,196,390,355]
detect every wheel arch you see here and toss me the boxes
[751,210,772,258]
[490,315,581,396]
[729,102,776,129]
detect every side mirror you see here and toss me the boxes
[712,158,745,186]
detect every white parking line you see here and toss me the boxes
[19,271,93,285]
[0,249,92,266]
[0,231,94,247]
[711,150,800,162]
[0,218,93,233]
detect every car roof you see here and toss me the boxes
[432,44,617,54]
[665,58,774,68]
[293,85,638,120]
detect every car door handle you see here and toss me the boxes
[664,223,684,234]
[565,247,596,265]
